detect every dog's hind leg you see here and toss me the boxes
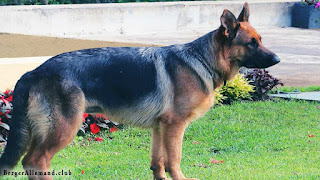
[22,82,85,180]
[150,126,168,180]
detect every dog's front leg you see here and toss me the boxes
[151,126,168,180]
[161,121,187,180]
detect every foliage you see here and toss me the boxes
[214,89,225,105]
[301,0,320,9]
[0,90,12,142]
[215,74,254,104]
[245,69,283,101]
[302,0,319,5]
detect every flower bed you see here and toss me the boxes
[81,113,122,135]
[0,90,12,142]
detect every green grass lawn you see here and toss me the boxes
[272,85,320,93]
[2,100,320,179]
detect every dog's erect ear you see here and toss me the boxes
[220,9,238,40]
[238,2,250,22]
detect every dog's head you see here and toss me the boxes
[218,2,280,68]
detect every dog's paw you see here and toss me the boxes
[154,177,171,180]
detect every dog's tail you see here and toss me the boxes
[0,73,31,175]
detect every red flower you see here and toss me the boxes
[83,113,89,122]
[81,170,85,174]
[95,137,104,142]
[5,96,12,102]
[4,90,11,95]
[110,126,119,133]
[87,138,92,141]
[96,113,108,120]
[0,112,9,118]
[90,123,100,134]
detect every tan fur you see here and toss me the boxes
[27,93,53,144]
[22,86,86,180]
[151,126,167,179]
[239,22,261,41]
[160,121,187,179]
[151,65,215,180]
[173,66,215,123]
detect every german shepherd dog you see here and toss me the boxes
[0,3,279,180]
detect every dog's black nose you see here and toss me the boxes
[272,55,281,65]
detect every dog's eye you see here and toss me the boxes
[247,38,258,48]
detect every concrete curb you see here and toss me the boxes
[0,0,298,38]
[0,56,51,65]
[270,92,320,102]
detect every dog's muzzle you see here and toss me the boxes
[271,55,281,66]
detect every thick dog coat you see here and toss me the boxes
[0,3,280,179]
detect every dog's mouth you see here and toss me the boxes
[242,54,280,69]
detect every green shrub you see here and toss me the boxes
[245,69,283,100]
[214,89,225,104]
[215,74,254,104]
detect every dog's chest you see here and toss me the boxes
[188,93,215,122]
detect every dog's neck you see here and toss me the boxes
[188,29,240,89]
[213,27,242,84]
